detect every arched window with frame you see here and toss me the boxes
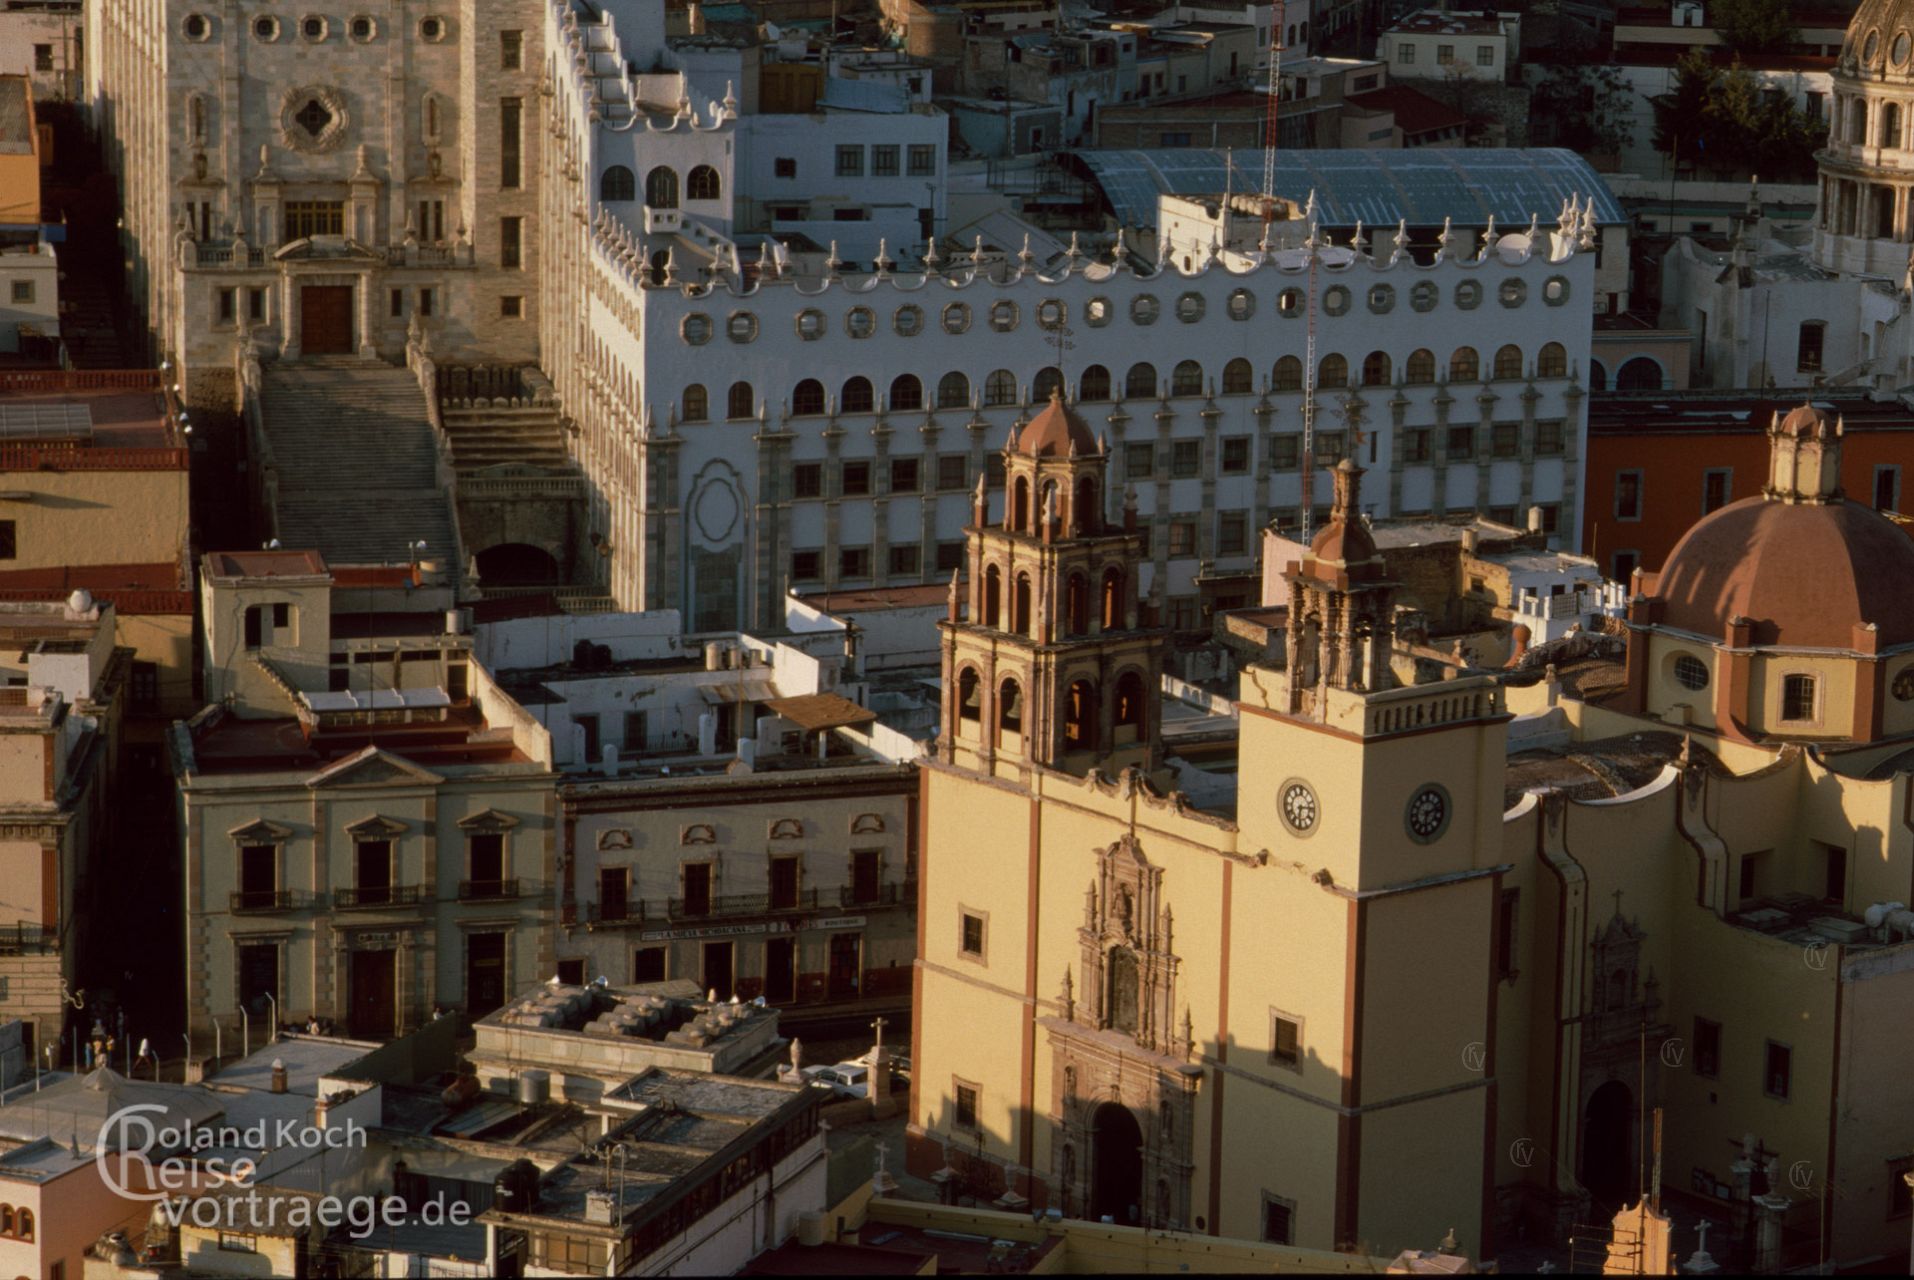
[984,369,1017,406]
[1222,357,1253,394]
[998,677,1024,744]
[1033,366,1064,401]
[1076,476,1098,535]
[601,165,635,202]
[727,381,754,419]
[687,164,721,200]
[1014,573,1033,635]
[889,373,923,411]
[1125,362,1158,399]
[1405,349,1436,384]
[1361,351,1391,386]
[644,166,679,209]
[1450,346,1480,382]
[1080,364,1112,401]
[1273,356,1303,391]
[1318,353,1348,387]
[1101,566,1124,630]
[792,378,825,415]
[957,667,981,730]
[984,564,1002,627]
[937,371,970,408]
[1113,670,1146,741]
[1065,679,1099,750]
[841,376,874,413]
[681,384,707,422]
[1493,344,1523,379]
[1172,359,1203,396]
[1012,477,1031,532]
[1067,573,1090,635]
[1537,342,1567,378]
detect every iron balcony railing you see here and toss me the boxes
[333,885,423,910]
[458,878,521,901]
[230,889,296,913]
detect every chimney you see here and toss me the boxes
[270,1058,288,1094]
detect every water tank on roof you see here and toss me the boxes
[517,1069,550,1106]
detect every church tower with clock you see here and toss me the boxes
[913,449,1513,1258]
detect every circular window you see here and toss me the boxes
[1544,276,1570,306]
[301,15,327,40]
[1896,31,1912,65]
[726,311,758,343]
[1499,279,1527,308]
[1085,297,1112,327]
[1322,286,1351,317]
[796,309,826,341]
[1673,654,1710,692]
[846,307,876,339]
[1279,779,1319,837]
[184,13,212,40]
[1278,288,1303,318]
[349,15,375,41]
[1894,668,1914,701]
[681,314,713,346]
[989,300,1019,333]
[1368,283,1395,314]
[1037,298,1067,330]
[1410,281,1439,312]
[253,15,278,39]
[1404,784,1451,844]
[894,305,923,337]
[1176,292,1205,323]
[1455,280,1483,310]
[1130,294,1160,325]
[942,302,971,335]
[1227,288,1254,321]
[1865,28,1882,62]
[420,16,446,41]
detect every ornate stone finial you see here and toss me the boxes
[352,142,373,179]
[1526,211,1540,243]
[947,569,961,622]
[1349,218,1366,254]
[1479,213,1499,259]
[873,238,893,277]
[970,235,987,268]
[1390,217,1409,263]
[1061,966,1074,1021]
[662,247,680,287]
[1111,233,1130,268]
[922,234,942,276]
[1435,215,1455,261]
[1017,232,1034,271]
[722,79,738,116]
[1065,230,1082,262]
[824,240,841,281]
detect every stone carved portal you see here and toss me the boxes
[1044,834,1196,1227]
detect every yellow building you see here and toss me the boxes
[910,400,1914,1269]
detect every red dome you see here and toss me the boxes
[1654,495,1914,647]
[1020,391,1098,458]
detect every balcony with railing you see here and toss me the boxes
[0,922,59,954]
[840,881,916,910]
[230,890,298,914]
[459,878,522,901]
[334,885,423,910]
[586,888,823,927]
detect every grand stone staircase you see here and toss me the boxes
[258,357,459,565]
[434,366,573,474]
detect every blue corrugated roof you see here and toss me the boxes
[1071,147,1627,231]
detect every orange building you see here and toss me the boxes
[1581,392,1914,582]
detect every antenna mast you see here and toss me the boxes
[1262,0,1284,211]
[1261,3,1322,542]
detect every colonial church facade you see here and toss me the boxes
[911,399,1914,1268]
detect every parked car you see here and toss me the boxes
[852,1050,911,1081]
[800,1063,871,1099]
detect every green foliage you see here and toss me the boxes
[1532,63,1634,155]
[1713,0,1797,54]
[1652,49,1820,181]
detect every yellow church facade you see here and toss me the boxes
[909,399,1914,1270]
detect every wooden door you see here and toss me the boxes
[349,948,396,1039]
[300,285,354,354]
[764,936,796,1004]
[828,931,861,1000]
[701,940,733,1000]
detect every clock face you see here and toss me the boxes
[1280,781,1319,835]
[1406,785,1450,843]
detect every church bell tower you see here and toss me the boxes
[938,391,1166,777]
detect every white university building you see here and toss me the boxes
[89,0,1607,634]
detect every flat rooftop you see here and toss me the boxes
[1589,393,1914,437]
[0,385,180,451]
[799,582,953,613]
[186,709,530,775]
[209,1034,384,1097]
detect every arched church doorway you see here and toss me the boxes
[1089,1102,1143,1224]
[1581,1080,1635,1212]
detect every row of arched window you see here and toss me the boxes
[979,563,1125,639]
[0,1204,34,1240]
[680,343,1571,421]
[601,164,721,207]
[955,668,1148,752]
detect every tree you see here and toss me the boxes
[1531,63,1635,158]
[1714,0,1797,55]
[1652,47,1720,170]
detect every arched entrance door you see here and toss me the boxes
[1581,1080,1634,1211]
[1089,1102,1143,1224]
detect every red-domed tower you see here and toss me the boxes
[1282,458,1400,716]
[938,391,1166,776]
